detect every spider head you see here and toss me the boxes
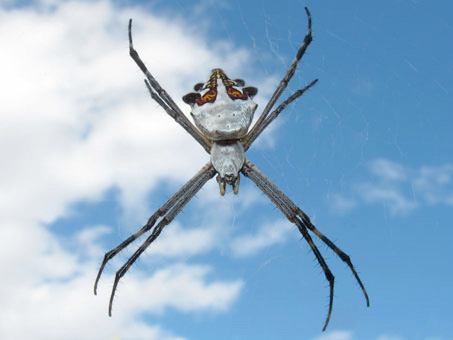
[183,69,258,141]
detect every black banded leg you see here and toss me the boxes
[94,164,215,309]
[107,164,216,315]
[241,161,334,330]
[128,19,211,153]
[296,208,370,307]
[243,78,318,151]
[245,7,313,146]
[241,160,368,331]
[293,218,335,331]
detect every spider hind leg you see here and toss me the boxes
[94,163,216,315]
[241,160,369,331]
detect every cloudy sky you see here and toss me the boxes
[1,0,452,339]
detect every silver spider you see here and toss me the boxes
[94,8,369,331]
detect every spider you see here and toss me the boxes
[94,7,369,331]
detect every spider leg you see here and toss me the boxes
[143,79,202,139]
[241,160,369,331]
[94,163,216,315]
[128,19,211,153]
[244,7,313,148]
[296,208,370,308]
[243,78,318,151]
[93,163,213,294]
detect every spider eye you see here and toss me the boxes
[193,83,204,92]
[182,92,201,105]
[234,79,245,87]
[243,86,258,98]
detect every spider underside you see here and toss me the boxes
[94,7,369,331]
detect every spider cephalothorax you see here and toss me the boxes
[95,8,369,331]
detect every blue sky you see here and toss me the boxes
[1,0,452,339]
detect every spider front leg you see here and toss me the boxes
[241,160,369,331]
[128,19,211,153]
[243,7,315,150]
[243,78,318,151]
[94,163,216,315]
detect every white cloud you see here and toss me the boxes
[356,182,418,215]
[413,164,453,205]
[113,263,243,315]
[230,219,293,257]
[330,159,453,215]
[145,222,219,258]
[329,193,357,214]
[0,0,277,339]
[75,224,112,258]
[314,330,353,340]
[358,158,417,214]
[369,158,408,182]
[0,251,242,340]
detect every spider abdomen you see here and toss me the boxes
[190,89,257,140]
[184,69,258,141]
